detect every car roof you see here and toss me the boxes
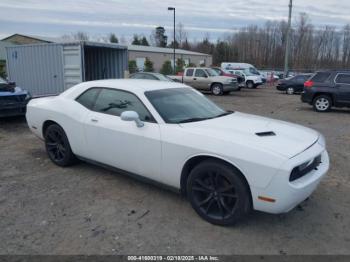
[63,79,189,98]
[132,72,160,76]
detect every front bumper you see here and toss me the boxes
[0,102,27,117]
[251,142,329,214]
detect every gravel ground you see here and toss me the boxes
[0,85,350,255]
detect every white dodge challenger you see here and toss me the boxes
[26,79,329,225]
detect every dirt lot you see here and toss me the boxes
[1,85,350,255]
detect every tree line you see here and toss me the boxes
[65,13,350,71]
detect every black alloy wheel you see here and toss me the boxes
[187,160,251,225]
[45,124,76,166]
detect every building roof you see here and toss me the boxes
[128,45,210,56]
[1,34,211,56]
[0,41,15,60]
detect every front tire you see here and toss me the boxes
[246,81,254,89]
[187,160,251,226]
[44,124,77,166]
[211,83,223,96]
[313,95,332,112]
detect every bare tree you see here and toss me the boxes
[176,22,188,48]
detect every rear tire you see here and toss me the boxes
[313,95,332,112]
[44,124,77,166]
[286,87,294,95]
[186,160,251,226]
[211,83,223,96]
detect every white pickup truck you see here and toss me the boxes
[168,67,240,95]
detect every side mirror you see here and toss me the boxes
[120,111,144,127]
[204,75,208,78]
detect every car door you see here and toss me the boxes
[193,69,210,90]
[183,68,195,86]
[83,87,162,181]
[334,73,350,104]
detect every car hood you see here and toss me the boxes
[0,86,28,96]
[179,112,319,158]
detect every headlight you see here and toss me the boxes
[25,93,32,101]
[318,134,326,147]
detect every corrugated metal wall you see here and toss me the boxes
[6,44,65,96]
[84,46,127,81]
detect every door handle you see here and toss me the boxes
[91,118,98,123]
[193,78,197,80]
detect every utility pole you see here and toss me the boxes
[284,0,293,78]
[168,7,176,74]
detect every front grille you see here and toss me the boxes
[0,95,26,104]
[289,155,322,182]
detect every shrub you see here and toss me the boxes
[144,58,154,72]
[128,60,137,74]
[160,60,173,75]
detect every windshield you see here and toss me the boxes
[145,88,231,124]
[243,68,256,76]
[205,69,219,77]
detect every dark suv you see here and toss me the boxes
[301,70,350,112]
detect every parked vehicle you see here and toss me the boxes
[168,67,239,95]
[130,72,174,82]
[0,77,31,117]
[211,67,244,84]
[301,70,350,112]
[225,69,263,88]
[26,79,329,225]
[277,74,312,94]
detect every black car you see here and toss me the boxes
[276,74,312,94]
[301,70,350,112]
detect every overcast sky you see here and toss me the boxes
[1,0,350,42]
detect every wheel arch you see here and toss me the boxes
[180,154,252,203]
[312,92,335,105]
[210,82,223,89]
[42,120,60,137]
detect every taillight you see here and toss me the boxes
[304,80,314,88]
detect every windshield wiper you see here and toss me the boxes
[177,117,212,123]
[214,110,234,118]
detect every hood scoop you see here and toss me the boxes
[256,131,276,137]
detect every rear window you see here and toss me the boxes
[311,72,331,83]
[335,73,350,84]
[76,88,100,109]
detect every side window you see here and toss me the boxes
[195,69,207,77]
[186,69,194,77]
[295,76,305,83]
[335,74,350,85]
[93,89,155,122]
[76,88,100,109]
